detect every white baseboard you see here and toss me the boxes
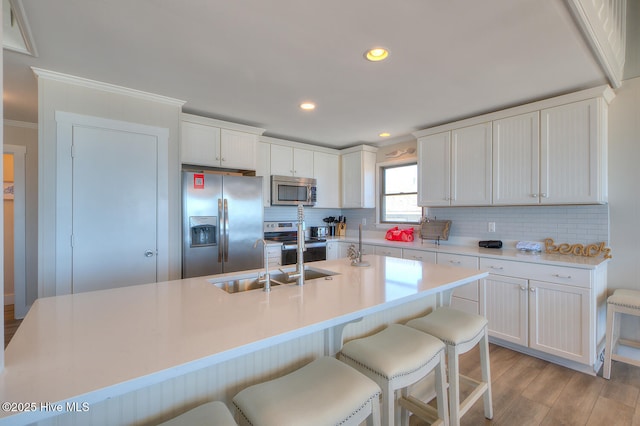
[4,293,15,305]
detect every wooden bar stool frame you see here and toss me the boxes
[604,293,640,379]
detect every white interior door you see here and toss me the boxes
[71,127,158,293]
[55,111,169,296]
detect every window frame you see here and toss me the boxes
[376,159,422,226]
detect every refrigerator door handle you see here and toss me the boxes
[224,198,229,262]
[218,198,223,263]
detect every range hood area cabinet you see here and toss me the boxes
[415,85,614,207]
[180,113,265,170]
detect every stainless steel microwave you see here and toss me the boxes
[271,175,317,206]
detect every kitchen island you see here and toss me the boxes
[0,255,486,425]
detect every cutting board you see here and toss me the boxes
[420,220,451,241]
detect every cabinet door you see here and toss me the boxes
[528,280,590,364]
[220,129,257,170]
[326,241,340,260]
[270,145,294,176]
[417,132,451,206]
[314,152,340,208]
[484,274,528,346]
[492,112,540,205]
[540,98,601,204]
[181,121,221,167]
[341,151,376,208]
[402,249,436,264]
[451,122,492,205]
[255,142,271,206]
[293,148,314,178]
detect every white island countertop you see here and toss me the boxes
[0,255,487,424]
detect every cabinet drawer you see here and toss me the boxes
[479,258,591,288]
[402,249,436,264]
[437,253,479,269]
[374,246,403,258]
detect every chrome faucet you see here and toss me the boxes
[253,239,271,292]
[285,204,306,286]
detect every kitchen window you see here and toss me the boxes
[380,163,422,223]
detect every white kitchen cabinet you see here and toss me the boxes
[220,129,257,171]
[483,274,529,346]
[436,252,480,314]
[417,122,492,206]
[402,249,436,264]
[326,241,341,260]
[373,245,403,258]
[270,145,314,178]
[181,120,221,167]
[480,257,607,371]
[313,152,341,208]
[266,244,282,269]
[492,112,540,205]
[341,146,377,208]
[540,98,607,204]
[255,142,271,206]
[181,114,262,170]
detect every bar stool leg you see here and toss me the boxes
[448,347,461,426]
[604,305,615,379]
[436,351,450,426]
[480,329,493,420]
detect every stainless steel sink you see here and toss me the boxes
[210,267,337,294]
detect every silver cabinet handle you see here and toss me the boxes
[530,288,536,292]
[553,273,572,279]
[541,193,548,198]
[449,260,461,265]
[489,266,504,270]
[144,250,155,257]
[531,194,538,198]
[520,286,526,291]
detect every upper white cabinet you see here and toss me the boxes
[341,145,378,208]
[418,122,492,206]
[540,98,607,204]
[415,85,614,207]
[492,112,540,205]
[313,151,340,208]
[270,145,314,178]
[180,114,265,170]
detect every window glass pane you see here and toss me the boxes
[382,194,422,222]
[384,164,417,193]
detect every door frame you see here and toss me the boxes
[3,144,27,318]
[55,112,169,295]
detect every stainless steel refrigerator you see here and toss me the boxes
[182,171,264,278]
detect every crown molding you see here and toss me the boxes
[31,67,186,107]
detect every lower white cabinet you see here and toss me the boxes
[402,249,436,264]
[374,246,403,258]
[480,257,606,370]
[326,241,341,260]
[266,245,282,269]
[436,253,480,315]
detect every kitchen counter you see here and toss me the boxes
[327,236,608,269]
[0,255,486,424]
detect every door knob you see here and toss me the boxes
[144,250,155,257]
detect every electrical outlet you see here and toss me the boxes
[488,222,496,232]
[362,218,367,225]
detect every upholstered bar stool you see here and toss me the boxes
[338,324,449,426]
[233,356,381,426]
[407,307,492,426]
[159,401,237,426]
[604,289,640,379]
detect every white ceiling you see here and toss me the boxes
[3,0,607,148]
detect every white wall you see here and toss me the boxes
[37,76,182,297]
[608,75,640,292]
[4,122,37,306]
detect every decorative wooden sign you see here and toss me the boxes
[544,238,612,259]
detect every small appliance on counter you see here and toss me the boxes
[310,226,329,238]
[478,240,503,249]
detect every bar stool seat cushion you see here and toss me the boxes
[159,401,237,426]
[340,324,445,380]
[233,356,381,426]
[608,289,640,309]
[406,307,487,346]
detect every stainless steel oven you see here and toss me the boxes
[264,221,326,265]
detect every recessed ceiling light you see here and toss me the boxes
[379,132,391,138]
[365,47,389,62]
[300,102,316,110]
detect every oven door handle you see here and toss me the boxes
[283,242,326,250]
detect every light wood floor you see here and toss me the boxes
[4,304,23,348]
[410,343,640,426]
